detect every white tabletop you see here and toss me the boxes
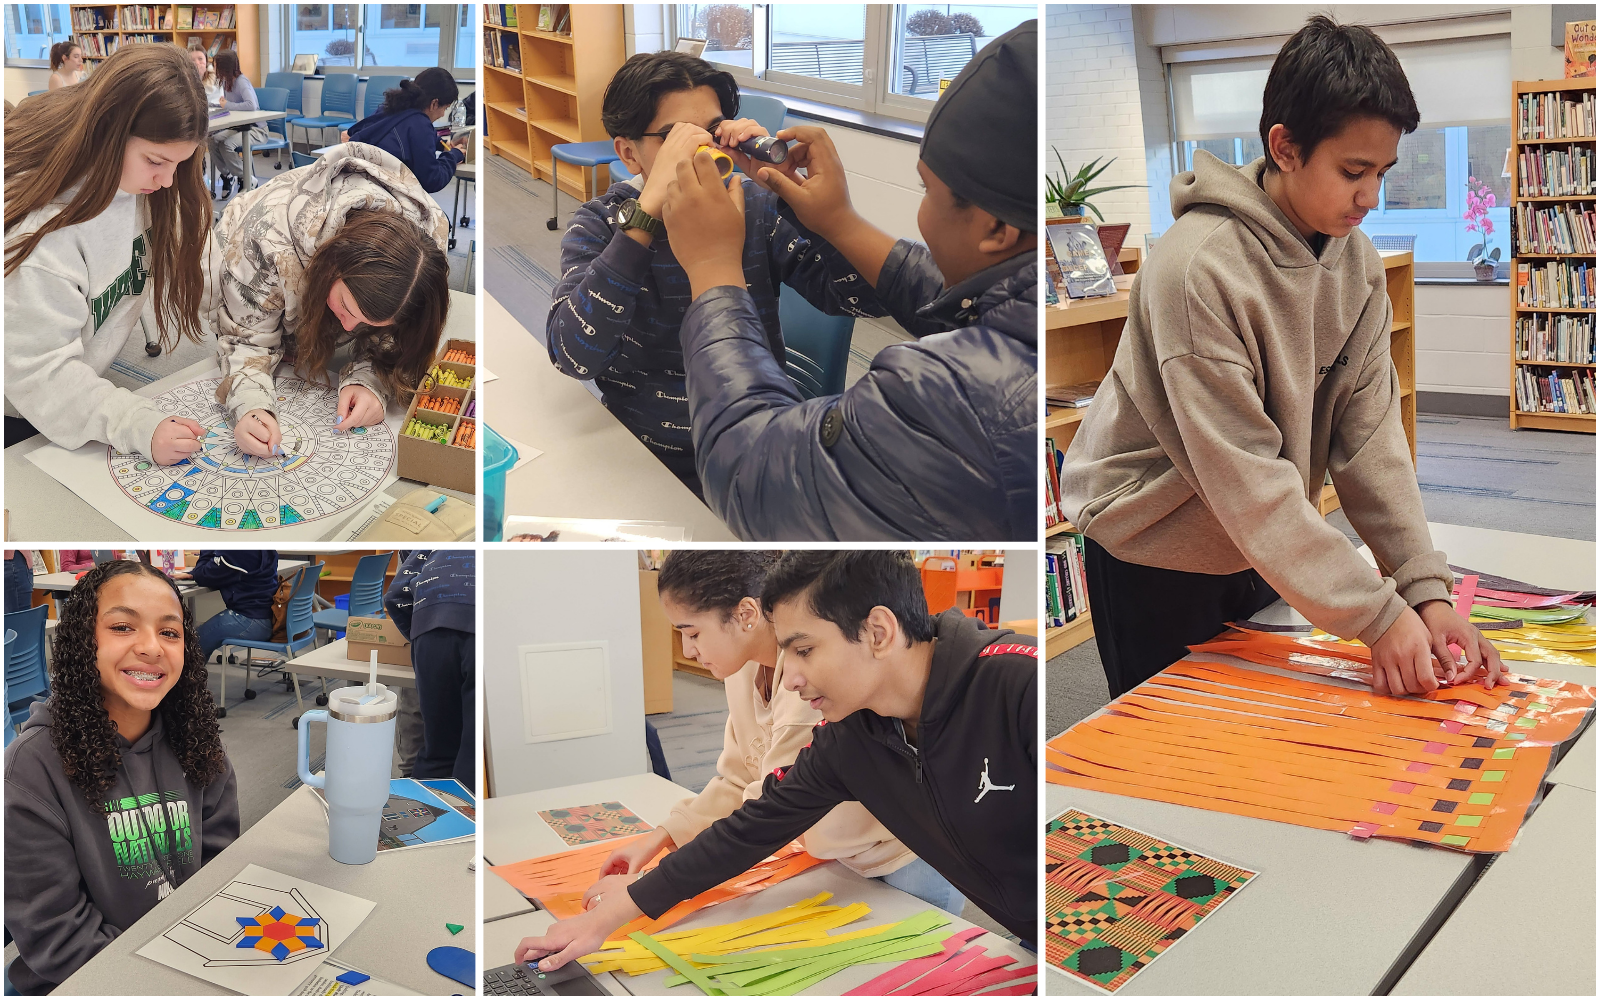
[1549,722,1596,791]
[4,291,475,541]
[483,293,736,541]
[485,864,538,922]
[32,560,306,594]
[484,911,628,995]
[53,784,474,995]
[286,637,418,690]
[1358,521,1597,592]
[483,773,693,866]
[1391,783,1596,996]
[207,108,288,132]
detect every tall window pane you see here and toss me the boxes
[363,4,440,67]
[291,4,358,68]
[770,4,864,86]
[677,3,754,71]
[890,4,1033,99]
[454,3,473,71]
[1382,129,1446,210]
[5,3,73,62]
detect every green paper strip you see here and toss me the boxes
[1441,834,1471,846]
[1515,717,1538,728]
[1482,770,1506,782]
[629,931,726,996]
[1492,748,1515,759]
[1468,792,1495,804]
[1454,814,1483,827]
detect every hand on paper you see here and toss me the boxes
[754,125,856,241]
[580,873,636,911]
[600,828,674,876]
[150,416,204,465]
[1369,605,1447,697]
[334,384,384,431]
[638,121,714,218]
[661,157,747,299]
[234,409,281,458]
[513,884,643,973]
[1416,599,1505,690]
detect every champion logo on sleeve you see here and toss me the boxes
[979,642,1037,658]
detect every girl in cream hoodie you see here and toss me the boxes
[600,551,966,913]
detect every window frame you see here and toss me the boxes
[282,3,472,78]
[4,3,75,68]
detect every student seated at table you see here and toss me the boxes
[4,44,210,464]
[4,561,239,995]
[206,143,451,459]
[546,50,886,496]
[1057,16,1504,700]
[384,549,475,789]
[345,68,467,194]
[207,50,263,199]
[654,24,1037,540]
[601,550,965,913]
[58,550,96,573]
[517,550,1037,971]
[185,40,222,105]
[47,40,84,90]
[174,550,280,664]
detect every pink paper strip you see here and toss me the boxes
[1438,720,1465,734]
[1407,761,1432,773]
[913,953,1018,995]
[846,928,985,996]
[899,948,990,995]
[1423,741,1447,754]
[1454,575,1479,616]
[1390,780,1417,794]
[974,978,1038,997]
[1349,823,1378,839]
[943,964,1039,995]
[1371,801,1398,815]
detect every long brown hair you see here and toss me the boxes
[5,44,210,348]
[295,210,451,401]
[214,48,241,93]
[49,39,81,71]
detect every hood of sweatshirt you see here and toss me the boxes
[1171,152,1349,271]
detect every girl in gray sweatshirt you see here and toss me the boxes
[4,561,238,995]
[4,44,213,465]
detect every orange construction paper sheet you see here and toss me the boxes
[489,840,825,940]
[1046,656,1593,854]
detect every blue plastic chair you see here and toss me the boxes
[251,87,291,174]
[27,89,45,96]
[780,284,855,398]
[292,151,316,168]
[361,75,405,119]
[290,72,357,152]
[313,552,391,642]
[264,71,304,112]
[609,159,635,184]
[547,141,622,231]
[215,564,322,728]
[5,606,50,734]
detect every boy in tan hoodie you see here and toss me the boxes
[599,550,965,912]
[1060,16,1504,700]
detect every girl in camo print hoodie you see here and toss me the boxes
[205,142,452,459]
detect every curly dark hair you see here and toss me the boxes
[48,561,227,807]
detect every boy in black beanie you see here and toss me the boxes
[656,22,1039,542]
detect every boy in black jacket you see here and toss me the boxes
[516,551,1037,971]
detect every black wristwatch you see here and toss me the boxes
[614,198,662,236]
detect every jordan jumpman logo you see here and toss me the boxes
[974,758,1015,803]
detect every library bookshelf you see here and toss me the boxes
[482,4,625,201]
[1509,77,1596,433]
[68,4,256,81]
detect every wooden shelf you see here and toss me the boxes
[492,137,533,171]
[1516,136,1596,144]
[1514,252,1594,258]
[1389,321,1412,333]
[522,28,575,44]
[529,117,581,143]
[1045,614,1094,659]
[1516,194,1597,202]
[1515,359,1595,367]
[1511,410,1597,432]
[526,73,578,96]
[672,656,715,680]
[1045,407,1085,430]
[1515,306,1596,313]
[485,64,523,82]
[1045,520,1077,537]
[487,102,528,122]
[1319,482,1342,516]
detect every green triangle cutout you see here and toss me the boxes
[239,509,263,530]
[198,507,222,528]
[446,923,463,935]
[159,498,191,521]
[280,504,305,525]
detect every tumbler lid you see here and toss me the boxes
[329,684,398,723]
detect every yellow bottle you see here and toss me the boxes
[696,145,734,180]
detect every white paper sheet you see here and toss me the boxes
[135,864,377,996]
[290,958,419,996]
[26,362,404,542]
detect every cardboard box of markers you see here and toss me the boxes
[398,338,475,493]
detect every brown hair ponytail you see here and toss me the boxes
[49,39,81,71]
[5,44,211,349]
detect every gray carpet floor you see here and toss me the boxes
[1047,409,1597,735]
[649,670,1019,946]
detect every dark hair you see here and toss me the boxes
[601,51,738,139]
[49,39,81,71]
[1259,15,1419,173]
[213,49,241,93]
[48,561,227,806]
[658,550,781,621]
[381,67,459,117]
[761,551,934,646]
[294,209,451,402]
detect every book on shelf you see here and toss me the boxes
[1567,19,1595,79]
[1047,222,1117,298]
[555,6,571,33]
[483,30,500,68]
[1046,380,1101,408]
[1517,90,1597,140]
[1045,533,1089,628]
[539,4,554,30]
[505,5,519,28]
[1517,144,1595,198]
[1044,436,1065,527]
[501,34,522,74]
[1515,365,1597,414]
[176,6,193,30]
[1514,202,1597,255]
[1516,260,1594,309]
[1515,313,1596,364]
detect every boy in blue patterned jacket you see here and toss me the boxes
[546,51,884,494]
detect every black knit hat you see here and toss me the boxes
[919,19,1037,232]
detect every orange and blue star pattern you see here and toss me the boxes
[235,905,325,961]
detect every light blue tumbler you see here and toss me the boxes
[297,684,398,865]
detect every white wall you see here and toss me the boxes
[483,550,647,797]
[1137,4,1511,46]
[4,65,50,105]
[625,3,667,58]
[1416,284,1511,397]
[1512,4,1570,80]
[997,548,1039,625]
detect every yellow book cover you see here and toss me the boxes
[1566,19,1595,79]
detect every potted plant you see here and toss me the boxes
[1463,175,1500,281]
[1047,149,1139,223]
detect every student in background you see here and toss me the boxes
[384,550,474,790]
[4,44,210,463]
[185,41,221,105]
[4,562,238,994]
[47,40,84,90]
[519,551,1037,970]
[58,551,95,573]
[656,24,1037,540]
[5,550,34,615]
[207,144,451,458]
[547,51,885,496]
[1059,17,1504,699]
[207,50,262,198]
[603,550,965,914]
[346,68,467,194]
[174,550,280,664]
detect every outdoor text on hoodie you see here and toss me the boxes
[4,702,238,994]
[628,610,1038,942]
[1059,153,1452,645]
[4,189,168,456]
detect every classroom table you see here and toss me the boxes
[31,562,306,621]
[1390,783,1595,996]
[53,783,474,995]
[483,775,1033,996]
[207,108,288,192]
[284,637,418,691]
[3,290,475,542]
[483,293,736,541]
[1044,522,1595,995]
